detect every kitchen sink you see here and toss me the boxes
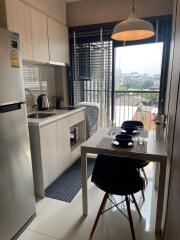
[28,113,55,119]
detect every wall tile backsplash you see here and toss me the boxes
[23,62,56,112]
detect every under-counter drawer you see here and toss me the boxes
[70,111,85,127]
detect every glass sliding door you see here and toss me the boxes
[114,42,164,130]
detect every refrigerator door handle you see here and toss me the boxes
[0,102,25,113]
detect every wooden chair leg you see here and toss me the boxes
[131,194,142,218]
[125,196,136,240]
[137,168,146,201]
[90,192,109,238]
[141,168,148,185]
[141,190,145,201]
[102,194,109,212]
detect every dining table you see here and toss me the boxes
[81,127,167,237]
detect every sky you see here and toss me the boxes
[115,42,164,75]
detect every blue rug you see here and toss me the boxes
[45,158,95,203]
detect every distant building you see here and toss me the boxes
[115,70,160,90]
[153,74,160,88]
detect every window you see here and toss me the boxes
[114,43,164,129]
[70,16,172,134]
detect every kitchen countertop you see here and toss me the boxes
[28,107,85,127]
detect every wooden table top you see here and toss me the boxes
[81,128,168,162]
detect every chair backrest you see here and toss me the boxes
[91,154,140,187]
[122,120,144,128]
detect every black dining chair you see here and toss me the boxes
[90,154,145,240]
[122,120,150,188]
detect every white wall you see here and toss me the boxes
[23,63,56,112]
[21,0,66,25]
[67,0,173,26]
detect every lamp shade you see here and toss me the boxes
[111,13,155,41]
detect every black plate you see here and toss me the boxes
[115,134,132,143]
[112,139,134,148]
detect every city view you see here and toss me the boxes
[114,43,164,129]
[115,70,160,91]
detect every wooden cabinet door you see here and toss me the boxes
[48,17,69,64]
[30,7,49,63]
[6,0,33,61]
[164,75,180,239]
[40,122,59,189]
[57,117,71,174]
[164,0,180,239]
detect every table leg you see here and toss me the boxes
[81,148,88,216]
[154,162,160,190]
[155,160,167,235]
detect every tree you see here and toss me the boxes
[142,80,154,89]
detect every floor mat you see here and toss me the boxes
[45,158,95,203]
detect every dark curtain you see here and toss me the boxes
[69,15,172,113]
[158,17,172,113]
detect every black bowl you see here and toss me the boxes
[121,124,139,134]
[115,134,132,144]
[121,120,144,128]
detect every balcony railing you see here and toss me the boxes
[75,87,159,130]
[114,90,159,130]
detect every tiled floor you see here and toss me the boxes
[18,163,159,240]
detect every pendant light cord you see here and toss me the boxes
[132,0,136,13]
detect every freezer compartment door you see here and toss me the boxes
[0,103,35,240]
[0,28,25,105]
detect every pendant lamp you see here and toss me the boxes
[111,0,155,41]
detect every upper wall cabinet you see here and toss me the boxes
[0,0,69,64]
[20,0,67,25]
[48,17,69,64]
[30,8,49,63]
[5,0,33,61]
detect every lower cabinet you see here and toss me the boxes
[40,122,60,189]
[57,117,71,174]
[29,110,86,197]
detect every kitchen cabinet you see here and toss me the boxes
[30,7,49,63]
[163,0,180,239]
[70,111,85,126]
[48,17,69,64]
[19,0,67,26]
[39,122,60,189]
[0,0,69,64]
[4,0,33,61]
[57,117,71,173]
[28,109,86,197]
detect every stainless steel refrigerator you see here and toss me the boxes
[0,28,36,240]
